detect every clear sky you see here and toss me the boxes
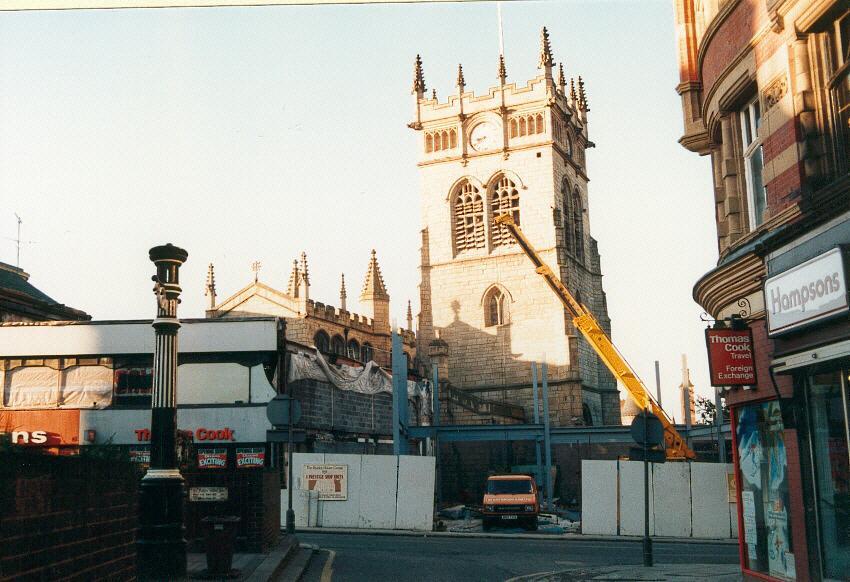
[0,1,719,416]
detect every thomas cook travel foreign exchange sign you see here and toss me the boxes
[706,328,757,387]
[765,247,849,336]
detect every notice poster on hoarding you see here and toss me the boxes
[189,486,228,502]
[198,448,228,469]
[705,328,756,386]
[236,447,265,469]
[742,490,757,543]
[302,464,347,500]
[129,446,150,465]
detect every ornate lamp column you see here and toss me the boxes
[137,243,189,580]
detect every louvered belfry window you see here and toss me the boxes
[490,176,520,247]
[454,182,485,253]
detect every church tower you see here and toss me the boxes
[413,29,620,426]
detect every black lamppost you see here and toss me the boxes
[137,243,189,580]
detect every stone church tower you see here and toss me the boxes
[412,29,620,426]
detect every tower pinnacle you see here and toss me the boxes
[578,76,589,112]
[286,259,300,297]
[204,263,216,310]
[406,300,413,331]
[569,77,577,105]
[340,273,347,312]
[300,251,310,301]
[412,54,426,96]
[558,63,566,92]
[498,54,507,85]
[538,27,554,78]
[456,63,465,90]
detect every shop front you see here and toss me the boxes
[0,409,81,453]
[766,215,850,581]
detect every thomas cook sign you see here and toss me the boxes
[706,328,757,387]
[765,247,848,335]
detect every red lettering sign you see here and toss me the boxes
[705,328,757,387]
[236,447,265,469]
[134,428,235,442]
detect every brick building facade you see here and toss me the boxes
[412,30,620,427]
[674,1,850,580]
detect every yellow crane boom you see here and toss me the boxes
[495,214,696,460]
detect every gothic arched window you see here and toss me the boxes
[453,181,485,254]
[347,339,361,360]
[331,335,345,356]
[583,403,594,426]
[361,343,374,363]
[510,119,518,138]
[449,129,457,149]
[573,189,585,263]
[484,286,509,327]
[425,134,433,153]
[535,113,544,134]
[490,175,520,248]
[519,117,527,136]
[314,330,330,354]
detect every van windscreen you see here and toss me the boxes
[487,479,532,494]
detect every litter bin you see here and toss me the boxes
[201,515,241,575]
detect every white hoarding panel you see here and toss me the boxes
[395,455,435,531]
[359,455,398,529]
[178,363,249,404]
[317,454,362,528]
[618,461,655,536]
[691,463,734,538]
[652,462,692,537]
[580,460,618,535]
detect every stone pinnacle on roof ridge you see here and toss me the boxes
[412,54,426,95]
[558,63,566,90]
[205,263,216,293]
[286,259,300,296]
[538,27,554,70]
[300,251,310,286]
[456,63,465,89]
[340,273,347,299]
[360,249,389,300]
[498,54,507,84]
[569,77,577,103]
[432,88,437,100]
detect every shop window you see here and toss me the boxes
[804,370,850,579]
[828,11,850,175]
[735,401,796,579]
[740,97,766,229]
[114,366,153,405]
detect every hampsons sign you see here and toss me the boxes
[765,247,849,335]
[706,328,757,387]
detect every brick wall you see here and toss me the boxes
[183,468,280,553]
[701,0,767,93]
[290,378,425,436]
[0,452,137,581]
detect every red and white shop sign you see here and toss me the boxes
[705,328,757,387]
[198,448,228,469]
[236,447,265,469]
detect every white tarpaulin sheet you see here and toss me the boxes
[4,366,60,408]
[59,366,113,408]
[288,350,422,397]
[3,365,113,409]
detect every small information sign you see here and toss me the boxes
[129,446,150,464]
[302,464,348,500]
[189,487,228,502]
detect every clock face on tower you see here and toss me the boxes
[469,122,500,152]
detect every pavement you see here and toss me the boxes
[298,531,740,582]
[186,535,314,581]
[506,564,741,581]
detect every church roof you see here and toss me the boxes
[0,261,89,321]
